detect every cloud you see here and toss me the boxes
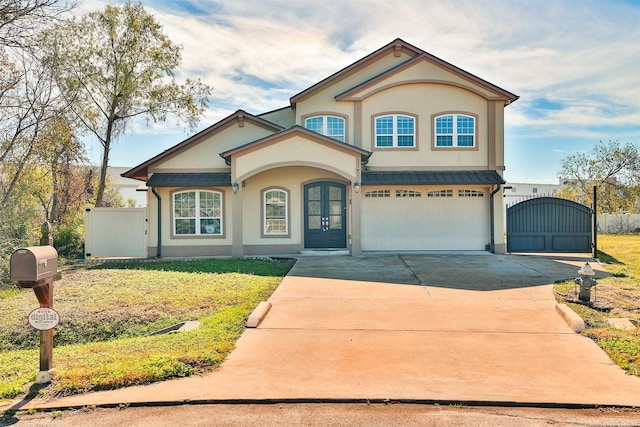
[73,0,640,174]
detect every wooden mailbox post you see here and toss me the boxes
[9,223,62,383]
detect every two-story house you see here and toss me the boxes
[123,38,518,257]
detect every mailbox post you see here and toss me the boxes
[10,245,62,383]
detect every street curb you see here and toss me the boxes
[7,398,638,414]
[556,303,585,333]
[246,302,272,328]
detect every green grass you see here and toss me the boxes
[0,258,294,400]
[554,234,640,377]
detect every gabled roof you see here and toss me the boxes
[362,170,505,185]
[220,125,372,162]
[122,110,284,181]
[290,38,518,106]
[336,54,519,103]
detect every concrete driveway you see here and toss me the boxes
[16,253,640,409]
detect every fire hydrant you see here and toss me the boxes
[574,262,597,302]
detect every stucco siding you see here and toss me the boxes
[361,84,489,168]
[234,136,359,182]
[152,123,276,172]
[147,187,233,250]
[241,167,347,246]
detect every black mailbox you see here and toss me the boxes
[10,246,60,286]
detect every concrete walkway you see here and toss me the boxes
[9,253,640,410]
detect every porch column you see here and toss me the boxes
[351,184,362,256]
[231,184,244,257]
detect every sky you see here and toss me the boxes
[79,0,640,184]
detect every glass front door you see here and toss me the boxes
[304,182,346,248]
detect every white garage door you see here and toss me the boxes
[361,187,490,251]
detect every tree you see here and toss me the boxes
[0,0,75,48]
[43,1,211,206]
[557,140,640,213]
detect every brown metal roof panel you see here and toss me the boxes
[146,173,231,187]
[362,171,504,185]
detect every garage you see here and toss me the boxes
[361,186,491,251]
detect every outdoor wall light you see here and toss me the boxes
[354,181,361,193]
[232,182,239,193]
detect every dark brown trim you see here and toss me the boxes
[123,110,283,181]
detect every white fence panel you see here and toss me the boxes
[597,214,640,233]
[85,208,147,258]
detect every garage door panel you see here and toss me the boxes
[362,186,489,251]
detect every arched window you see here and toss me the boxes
[173,190,222,235]
[263,188,289,235]
[435,114,476,147]
[304,115,345,142]
[374,114,415,148]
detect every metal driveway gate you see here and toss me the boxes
[506,197,592,252]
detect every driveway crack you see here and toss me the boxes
[398,255,433,297]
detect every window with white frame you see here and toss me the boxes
[304,115,345,142]
[435,114,475,147]
[458,189,484,197]
[375,114,415,148]
[264,188,288,235]
[396,189,421,198]
[173,190,222,235]
[364,189,391,198]
[427,189,453,197]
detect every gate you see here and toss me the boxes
[506,197,592,252]
[85,208,147,258]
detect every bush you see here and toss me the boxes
[54,224,84,259]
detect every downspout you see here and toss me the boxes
[489,184,502,253]
[151,186,161,258]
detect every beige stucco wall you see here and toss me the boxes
[240,167,348,246]
[234,136,360,182]
[147,186,233,250]
[295,50,414,145]
[151,122,276,173]
[360,83,488,168]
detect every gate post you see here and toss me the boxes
[592,185,597,259]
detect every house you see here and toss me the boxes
[108,166,148,207]
[123,38,518,257]
[503,180,567,205]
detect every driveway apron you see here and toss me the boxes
[19,253,640,409]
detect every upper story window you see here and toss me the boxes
[375,114,415,148]
[263,188,289,236]
[435,114,476,148]
[304,115,345,142]
[173,190,222,236]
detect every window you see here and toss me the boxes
[304,115,345,142]
[458,189,484,198]
[375,114,415,148]
[364,190,391,198]
[427,189,453,197]
[532,188,538,194]
[264,188,288,235]
[435,114,475,147]
[173,190,222,236]
[396,189,421,198]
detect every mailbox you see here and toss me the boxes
[10,246,59,285]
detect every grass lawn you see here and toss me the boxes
[554,234,640,377]
[0,258,294,401]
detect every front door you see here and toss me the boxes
[304,182,347,249]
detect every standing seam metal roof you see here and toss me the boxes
[361,171,505,185]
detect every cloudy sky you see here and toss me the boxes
[80,0,640,184]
